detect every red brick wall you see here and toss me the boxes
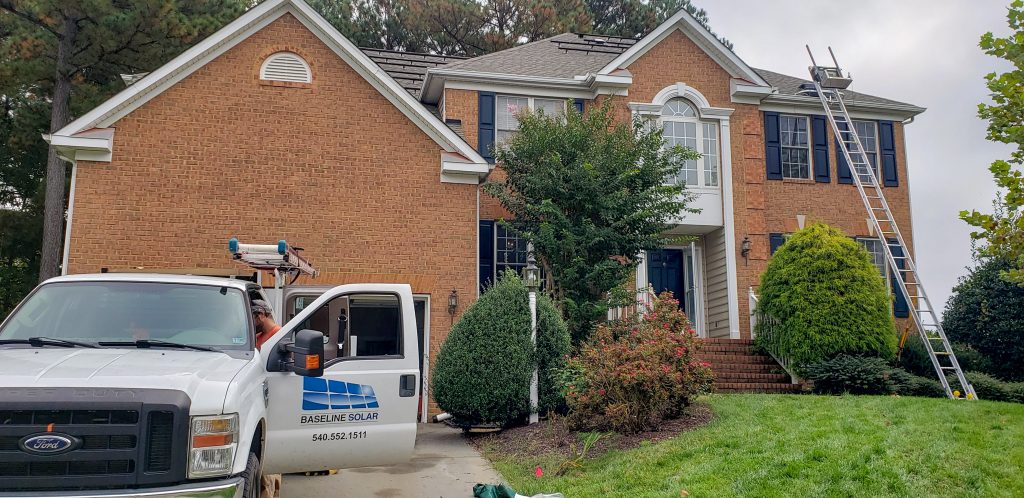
[68,14,478,412]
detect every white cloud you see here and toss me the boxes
[702,0,1016,309]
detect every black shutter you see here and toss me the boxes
[573,98,584,114]
[478,92,496,164]
[836,120,853,184]
[769,233,786,255]
[479,220,495,293]
[888,238,909,318]
[811,115,830,183]
[764,112,783,180]
[879,120,898,187]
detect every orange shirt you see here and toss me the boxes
[256,324,282,349]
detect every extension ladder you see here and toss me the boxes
[805,47,977,400]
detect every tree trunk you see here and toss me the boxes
[38,15,77,282]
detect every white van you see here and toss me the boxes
[0,273,420,497]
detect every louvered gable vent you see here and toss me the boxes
[260,52,312,83]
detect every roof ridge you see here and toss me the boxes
[358,46,469,60]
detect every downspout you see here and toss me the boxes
[61,161,78,275]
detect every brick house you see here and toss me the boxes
[47,0,924,409]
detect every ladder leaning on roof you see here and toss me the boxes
[805,47,977,400]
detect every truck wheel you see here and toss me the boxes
[239,451,261,498]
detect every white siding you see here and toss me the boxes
[704,227,730,338]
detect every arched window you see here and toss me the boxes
[260,52,312,84]
[660,98,718,187]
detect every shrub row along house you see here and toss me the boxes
[46,0,924,414]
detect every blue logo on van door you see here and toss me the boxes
[303,377,379,410]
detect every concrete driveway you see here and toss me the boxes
[282,423,504,497]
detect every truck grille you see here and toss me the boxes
[0,389,190,491]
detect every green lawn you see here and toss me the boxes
[482,394,1024,497]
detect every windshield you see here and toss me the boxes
[0,282,250,349]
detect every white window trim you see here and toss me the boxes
[779,114,812,180]
[659,99,721,189]
[495,95,567,143]
[851,120,880,183]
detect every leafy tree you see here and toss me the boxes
[961,0,1024,284]
[0,0,246,282]
[587,0,731,49]
[484,100,697,343]
[943,257,1024,381]
[755,223,898,374]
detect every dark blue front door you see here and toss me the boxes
[648,249,684,305]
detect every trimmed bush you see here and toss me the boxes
[960,372,1024,403]
[899,336,994,379]
[559,292,713,434]
[943,257,1024,381]
[755,224,897,374]
[431,272,533,426]
[431,271,572,426]
[536,293,571,415]
[889,368,946,398]
[806,355,896,395]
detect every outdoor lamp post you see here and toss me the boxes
[524,248,540,425]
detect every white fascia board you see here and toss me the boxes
[43,132,114,162]
[760,94,926,121]
[597,9,769,88]
[423,69,632,103]
[53,0,486,166]
[444,79,595,100]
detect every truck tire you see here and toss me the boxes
[239,451,261,498]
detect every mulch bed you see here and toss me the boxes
[466,403,714,462]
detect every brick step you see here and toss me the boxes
[714,372,790,383]
[702,363,785,374]
[698,338,754,345]
[695,354,777,365]
[715,382,802,393]
[699,345,758,354]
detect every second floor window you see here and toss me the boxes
[780,115,810,179]
[852,120,879,184]
[661,98,719,187]
[496,96,564,145]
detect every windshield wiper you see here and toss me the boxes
[98,339,220,352]
[0,336,99,348]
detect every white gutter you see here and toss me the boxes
[421,68,633,104]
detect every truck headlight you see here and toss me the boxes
[188,414,238,478]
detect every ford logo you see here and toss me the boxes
[19,433,79,455]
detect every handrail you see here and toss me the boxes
[749,287,800,385]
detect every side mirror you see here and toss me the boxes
[282,329,325,377]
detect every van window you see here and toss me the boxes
[288,294,402,362]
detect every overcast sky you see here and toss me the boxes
[700,0,1015,310]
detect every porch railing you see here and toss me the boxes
[609,287,657,321]
[749,287,800,384]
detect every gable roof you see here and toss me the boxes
[49,0,486,170]
[436,33,637,79]
[361,48,465,98]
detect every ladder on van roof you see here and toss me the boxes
[229,238,319,322]
[805,47,976,400]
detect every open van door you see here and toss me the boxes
[261,284,418,474]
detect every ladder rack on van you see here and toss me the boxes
[229,238,319,321]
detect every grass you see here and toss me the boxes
[480,394,1024,497]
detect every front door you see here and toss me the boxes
[262,284,418,474]
[648,249,684,304]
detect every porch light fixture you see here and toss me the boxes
[447,289,458,316]
[740,237,751,265]
[524,253,541,292]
